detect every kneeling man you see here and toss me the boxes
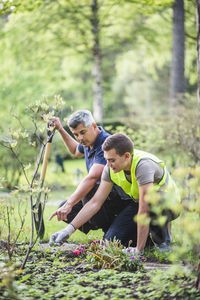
[49,133,180,253]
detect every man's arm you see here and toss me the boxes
[70,180,113,229]
[49,180,113,246]
[50,117,83,158]
[49,163,105,221]
[136,183,152,251]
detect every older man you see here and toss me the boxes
[49,132,180,253]
[49,111,136,246]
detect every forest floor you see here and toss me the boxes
[1,241,200,300]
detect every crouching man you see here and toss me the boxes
[49,133,180,254]
[49,111,135,246]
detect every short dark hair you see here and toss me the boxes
[102,133,134,156]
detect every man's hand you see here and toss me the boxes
[122,247,144,256]
[49,117,63,132]
[49,205,72,221]
[49,224,75,246]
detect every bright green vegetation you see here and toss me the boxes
[1,177,200,299]
[1,247,200,299]
[0,158,101,244]
[1,164,200,299]
[0,0,199,298]
[19,157,87,190]
[0,0,196,125]
[0,158,87,241]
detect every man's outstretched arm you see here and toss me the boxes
[70,180,113,229]
[49,180,113,246]
[49,163,105,221]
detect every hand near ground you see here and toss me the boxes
[122,247,144,256]
[49,204,72,221]
[49,224,75,246]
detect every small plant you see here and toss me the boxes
[0,259,20,300]
[73,244,88,256]
[0,190,28,261]
[144,246,171,264]
[0,95,65,269]
[74,239,144,271]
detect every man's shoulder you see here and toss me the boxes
[98,127,110,143]
[99,126,110,137]
[135,159,158,174]
[136,158,161,169]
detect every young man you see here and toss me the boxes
[49,133,180,253]
[49,111,136,246]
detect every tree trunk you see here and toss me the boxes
[195,5,200,290]
[91,0,103,124]
[169,0,185,108]
[195,4,200,289]
[196,0,200,128]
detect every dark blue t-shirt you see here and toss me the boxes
[78,126,110,173]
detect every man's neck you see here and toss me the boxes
[124,156,132,172]
[89,127,101,149]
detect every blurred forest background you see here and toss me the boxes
[0,0,199,188]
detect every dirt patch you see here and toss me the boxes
[36,242,79,252]
[144,262,170,270]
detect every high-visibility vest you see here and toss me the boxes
[110,149,177,202]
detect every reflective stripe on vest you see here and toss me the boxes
[109,149,167,201]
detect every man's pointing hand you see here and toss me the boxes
[49,205,72,221]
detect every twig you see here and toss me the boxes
[6,207,12,260]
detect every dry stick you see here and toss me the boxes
[9,146,30,186]
[10,198,27,257]
[0,142,30,186]
[6,207,11,260]
[10,219,25,259]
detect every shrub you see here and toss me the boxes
[74,240,144,272]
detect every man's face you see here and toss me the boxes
[104,149,128,173]
[70,122,97,147]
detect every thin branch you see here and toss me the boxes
[10,219,25,258]
[9,146,30,186]
[185,32,196,40]
[6,207,11,260]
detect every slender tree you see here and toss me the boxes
[195,1,200,290]
[169,0,185,108]
[197,0,200,128]
[91,0,103,124]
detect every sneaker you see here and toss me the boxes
[156,242,170,252]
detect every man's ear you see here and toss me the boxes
[92,123,97,129]
[125,152,131,159]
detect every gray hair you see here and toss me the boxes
[67,110,95,128]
